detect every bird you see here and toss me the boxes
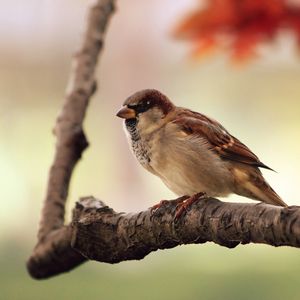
[116,89,287,215]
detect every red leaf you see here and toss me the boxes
[175,0,300,62]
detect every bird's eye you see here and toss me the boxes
[128,100,152,114]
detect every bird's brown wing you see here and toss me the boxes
[173,109,273,170]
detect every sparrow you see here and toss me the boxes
[116,89,287,212]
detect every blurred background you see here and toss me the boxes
[1,0,300,299]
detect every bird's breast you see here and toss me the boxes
[148,128,234,197]
[130,138,152,168]
[125,119,153,171]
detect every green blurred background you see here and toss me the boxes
[1,0,300,299]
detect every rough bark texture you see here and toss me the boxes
[27,0,300,281]
[29,193,300,279]
[71,197,300,263]
[27,0,116,279]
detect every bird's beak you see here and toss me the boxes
[116,107,136,119]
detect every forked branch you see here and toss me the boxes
[27,0,300,281]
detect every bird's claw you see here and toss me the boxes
[175,192,207,220]
[150,195,190,216]
[150,200,170,215]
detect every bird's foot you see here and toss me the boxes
[150,200,169,215]
[175,192,207,220]
[150,195,189,215]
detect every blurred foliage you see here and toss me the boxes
[175,0,300,62]
[2,242,300,300]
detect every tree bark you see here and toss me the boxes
[71,197,300,263]
[29,195,300,279]
[27,0,300,281]
[27,0,116,279]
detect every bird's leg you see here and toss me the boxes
[175,192,207,219]
[150,200,169,214]
[150,195,190,215]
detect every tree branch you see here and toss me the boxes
[39,0,115,241]
[30,191,300,279]
[27,0,300,281]
[27,0,116,279]
[70,197,300,263]
[30,194,300,279]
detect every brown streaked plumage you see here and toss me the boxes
[116,89,287,207]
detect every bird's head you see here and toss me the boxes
[116,89,175,135]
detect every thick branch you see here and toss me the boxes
[27,0,116,279]
[28,194,300,279]
[27,227,85,279]
[71,197,300,263]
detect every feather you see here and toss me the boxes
[173,108,274,170]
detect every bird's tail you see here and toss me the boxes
[234,167,287,207]
[249,180,287,207]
